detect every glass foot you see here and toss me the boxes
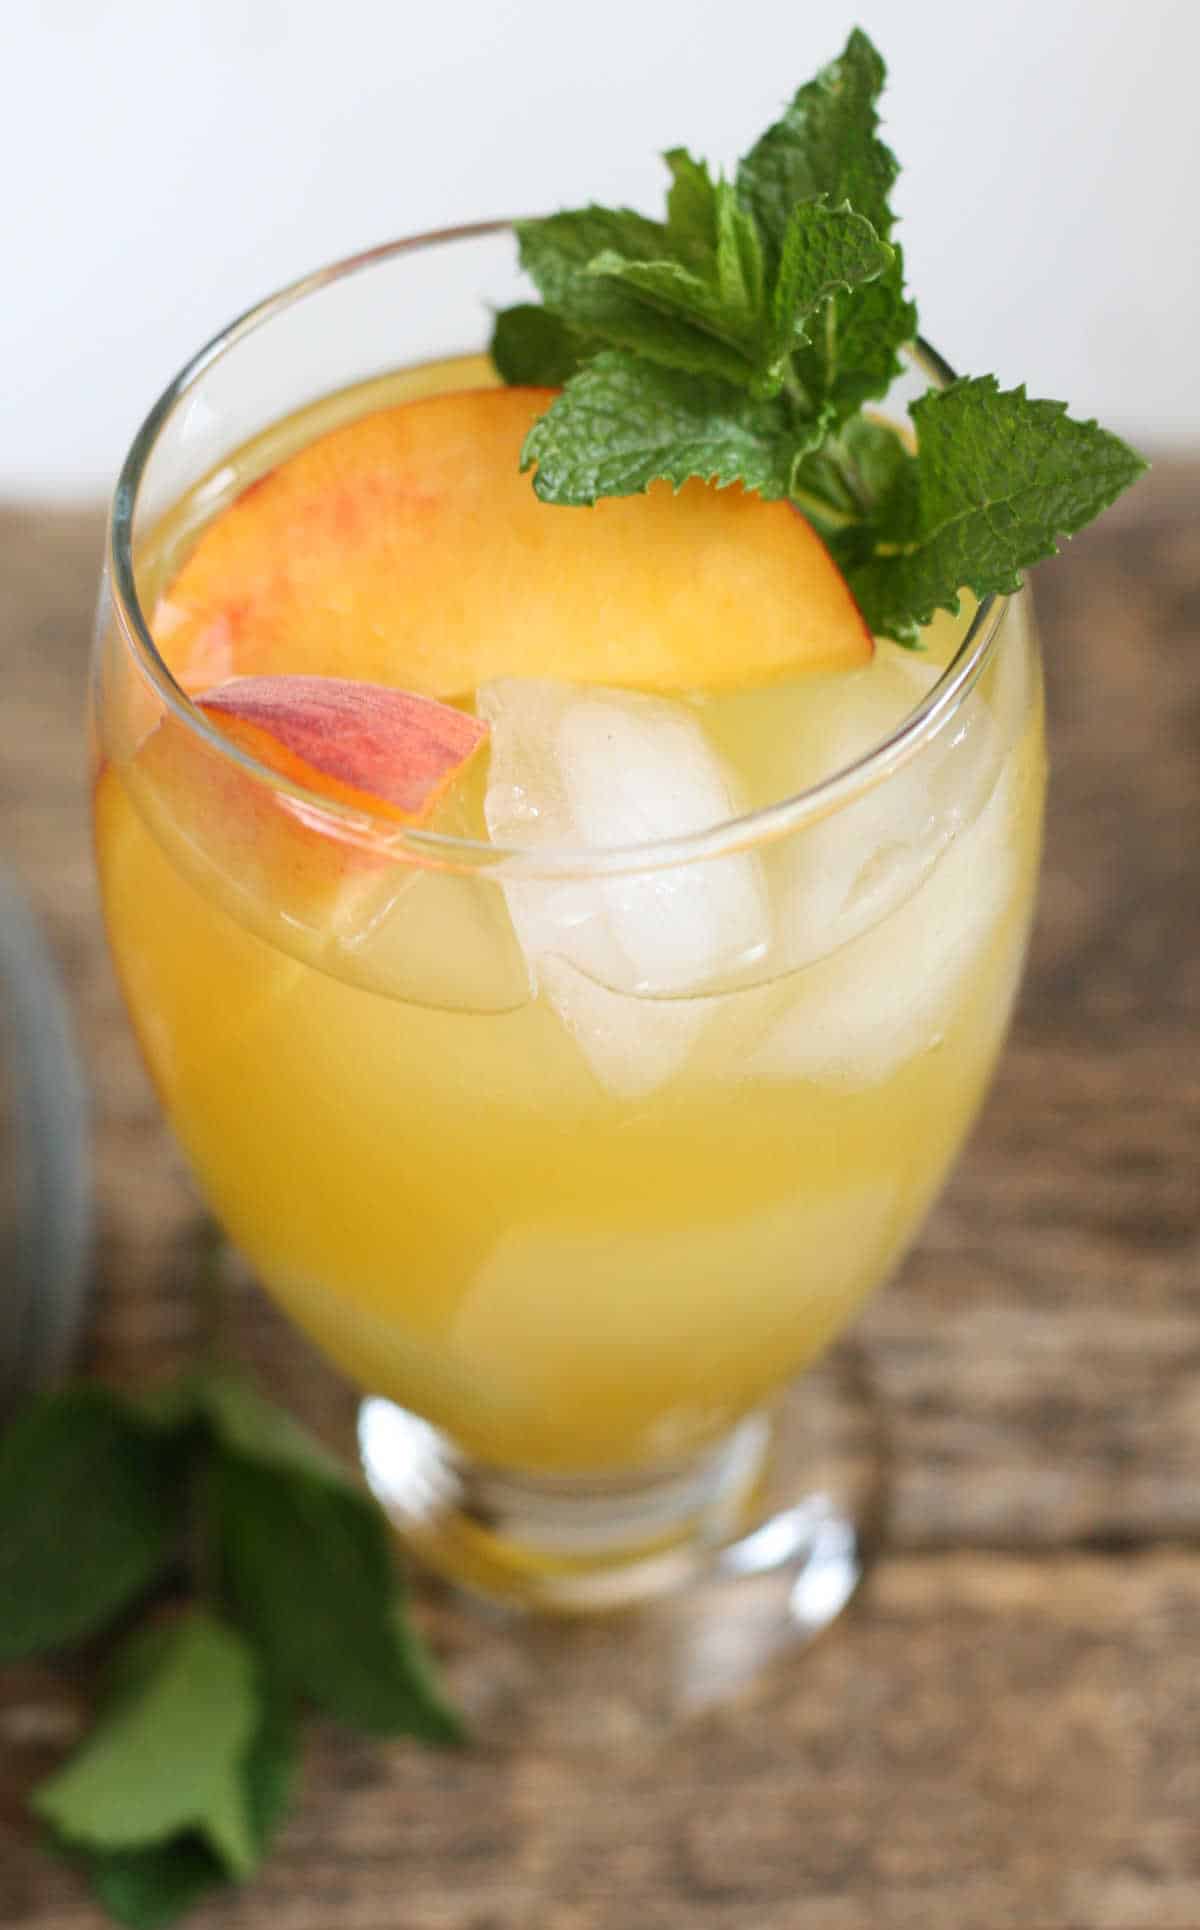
[359,1339,889,1732]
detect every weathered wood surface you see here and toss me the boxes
[1,470,1198,1927]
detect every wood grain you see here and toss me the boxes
[1,465,1197,1929]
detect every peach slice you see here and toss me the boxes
[196,674,487,821]
[117,678,486,954]
[157,387,872,699]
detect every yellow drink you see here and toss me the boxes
[94,359,1044,1481]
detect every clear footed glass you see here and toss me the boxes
[362,1340,887,1727]
[92,224,1045,1695]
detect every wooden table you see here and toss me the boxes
[2,474,1197,1930]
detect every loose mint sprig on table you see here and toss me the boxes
[492,28,1146,644]
[0,1239,461,1930]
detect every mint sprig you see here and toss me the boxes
[1,1267,462,1929]
[491,28,1146,641]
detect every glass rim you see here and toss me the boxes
[107,218,1007,883]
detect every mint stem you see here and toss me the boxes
[823,299,838,395]
[781,363,812,412]
[788,487,857,531]
[826,439,872,515]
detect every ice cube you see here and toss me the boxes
[329,862,533,1013]
[481,678,768,992]
[758,648,1003,972]
[748,758,1019,1087]
[555,694,768,994]
[536,957,707,1100]
[479,678,769,1097]
[451,1177,901,1442]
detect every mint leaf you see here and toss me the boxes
[510,200,763,388]
[844,376,1149,639]
[736,29,899,258]
[490,305,594,386]
[512,207,754,381]
[663,147,718,262]
[738,31,915,415]
[0,1388,180,1663]
[516,205,668,307]
[714,181,766,335]
[212,1451,461,1742]
[586,198,891,400]
[79,1665,298,1930]
[31,1609,260,1870]
[586,250,757,364]
[522,351,806,503]
[586,180,765,362]
[790,264,915,417]
[763,200,893,386]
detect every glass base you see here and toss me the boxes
[359,1339,889,1729]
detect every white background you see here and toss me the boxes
[6,0,1197,496]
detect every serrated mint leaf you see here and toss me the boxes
[0,1388,181,1663]
[714,180,765,330]
[514,207,725,372]
[522,351,802,504]
[490,305,594,386]
[211,1453,459,1742]
[846,377,1149,639]
[515,205,756,386]
[763,201,892,386]
[515,206,668,306]
[790,262,916,417]
[583,184,763,379]
[585,252,756,370]
[736,29,898,257]
[856,378,1149,640]
[565,281,752,383]
[663,147,718,262]
[31,1609,260,1874]
[737,31,914,416]
[586,180,771,364]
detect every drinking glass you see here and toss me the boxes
[91,224,1044,1703]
